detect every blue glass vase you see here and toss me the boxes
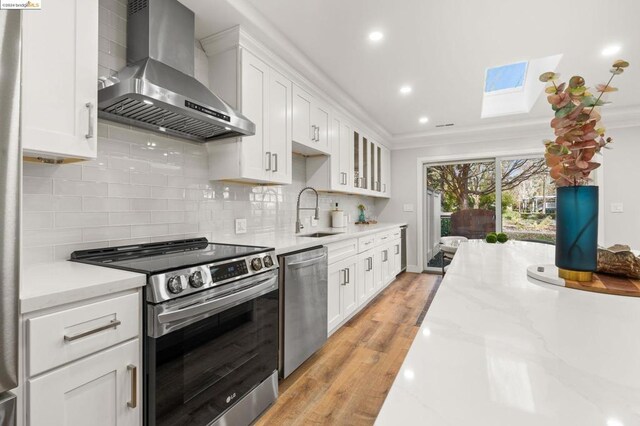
[555,185,598,275]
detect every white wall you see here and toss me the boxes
[602,126,640,249]
[377,125,640,270]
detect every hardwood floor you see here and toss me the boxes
[256,272,441,426]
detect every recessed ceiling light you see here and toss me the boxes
[601,44,621,56]
[400,85,412,95]
[368,31,384,42]
[419,116,429,124]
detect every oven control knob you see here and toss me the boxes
[250,257,263,271]
[263,255,274,268]
[189,271,205,288]
[167,276,184,294]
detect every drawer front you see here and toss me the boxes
[27,292,139,376]
[326,238,358,264]
[358,235,375,253]
[375,231,392,246]
[390,228,402,240]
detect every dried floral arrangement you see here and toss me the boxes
[539,59,629,186]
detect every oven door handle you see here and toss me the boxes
[157,274,278,325]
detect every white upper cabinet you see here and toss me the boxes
[206,47,292,184]
[292,84,330,155]
[22,0,99,161]
[201,27,389,192]
[306,113,354,193]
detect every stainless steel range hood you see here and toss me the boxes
[98,0,255,142]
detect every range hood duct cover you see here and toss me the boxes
[97,0,255,142]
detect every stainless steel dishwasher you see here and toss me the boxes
[278,246,328,378]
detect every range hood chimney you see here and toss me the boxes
[97,0,255,142]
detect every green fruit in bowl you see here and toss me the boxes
[496,233,508,243]
[485,234,498,243]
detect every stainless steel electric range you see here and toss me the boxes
[71,238,279,426]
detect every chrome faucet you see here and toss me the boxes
[295,187,319,233]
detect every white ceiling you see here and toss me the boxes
[182,0,640,142]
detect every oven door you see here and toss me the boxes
[146,270,278,426]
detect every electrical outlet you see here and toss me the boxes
[403,204,414,212]
[235,218,247,234]
[610,202,624,213]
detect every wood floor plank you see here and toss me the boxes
[255,272,439,426]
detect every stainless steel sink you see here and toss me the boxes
[300,232,339,238]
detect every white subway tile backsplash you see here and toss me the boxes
[131,198,168,211]
[23,212,54,230]
[151,211,185,224]
[82,225,131,243]
[108,183,151,198]
[83,197,130,212]
[56,212,109,228]
[131,224,170,238]
[109,212,151,225]
[23,228,83,248]
[54,180,108,197]
[23,176,52,195]
[82,166,130,184]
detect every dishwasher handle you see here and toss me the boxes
[287,253,327,268]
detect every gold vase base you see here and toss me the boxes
[558,268,593,282]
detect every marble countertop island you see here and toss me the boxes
[377,240,640,426]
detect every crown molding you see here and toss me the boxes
[207,0,393,145]
[391,105,640,151]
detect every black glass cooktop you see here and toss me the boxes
[69,238,270,275]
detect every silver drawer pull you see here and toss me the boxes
[127,364,138,408]
[85,102,94,139]
[265,151,272,171]
[64,319,121,342]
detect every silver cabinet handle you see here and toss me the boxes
[265,151,271,171]
[346,267,350,284]
[127,364,138,408]
[396,244,400,255]
[64,319,121,342]
[85,102,94,139]
[315,125,320,142]
[272,153,278,172]
[383,250,388,262]
[310,125,316,141]
[340,269,346,285]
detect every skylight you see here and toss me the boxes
[484,62,528,93]
[481,54,563,119]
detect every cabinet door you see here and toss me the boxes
[22,0,98,160]
[313,101,331,153]
[382,146,391,195]
[340,259,358,320]
[29,339,140,426]
[327,262,343,333]
[373,249,384,291]
[340,120,354,191]
[267,68,292,184]
[292,84,314,146]
[240,50,269,180]
[358,253,375,302]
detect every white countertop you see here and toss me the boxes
[21,261,146,314]
[377,240,640,426]
[214,222,406,255]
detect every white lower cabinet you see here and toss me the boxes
[28,339,140,426]
[326,227,404,335]
[327,256,358,333]
[23,290,142,426]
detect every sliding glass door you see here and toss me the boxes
[424,156,555,271]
